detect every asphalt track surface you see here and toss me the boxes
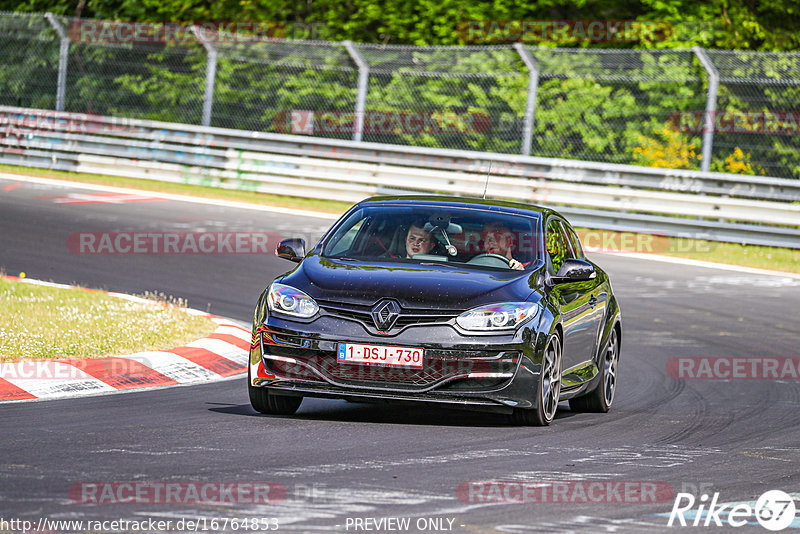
[1,176,799,533]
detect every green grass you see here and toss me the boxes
[0,278,217,362]
[3,164,799,274]
[661,240,800,273]
[575,229,800,274]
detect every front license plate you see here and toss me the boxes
[337,343,424,368]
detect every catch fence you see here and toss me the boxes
[1,12,798,178]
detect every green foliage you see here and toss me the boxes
[0,0,798,177]
[0,16,58,108]
[3,0,800,50]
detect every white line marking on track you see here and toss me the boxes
[8,171,798,279]
[268,449,546,477]
[0,173,339,220]
[590,249,800,279]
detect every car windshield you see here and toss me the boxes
[322,204,542,270]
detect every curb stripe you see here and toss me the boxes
[1,362,117,398]
[118,352,220,383]
[65,358,179,390]
[214,325,251,342]
[207,333,251,351]
[169,346,245,377]
[185,338,250,366]
[0,377,37,400]
[1,275,250,403]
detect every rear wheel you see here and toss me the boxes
[248,365,303,415]
[512,334,562,426]
[569,327,619,413]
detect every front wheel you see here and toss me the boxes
[512,334,562,426]
[248,366,303,415]
[569,327,619,413]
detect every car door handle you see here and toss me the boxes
[589,296,597,308]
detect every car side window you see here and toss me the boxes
[328,218,365,256]
[563,223,584,260]
[546,218,575,274]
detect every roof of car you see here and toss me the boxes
[356,195,563,220]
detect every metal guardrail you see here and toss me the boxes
[2,106,800,248]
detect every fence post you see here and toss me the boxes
[514,43,540,157]
[693,46,719,173]
[191,25,218,127]
[44,13,69,111]
[343,40,369,142]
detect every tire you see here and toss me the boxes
[512,334,562,426]
[248,365,303,415]
[569,326,619,413]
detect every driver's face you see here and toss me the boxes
[483,229,513,256]
[406,226,433,257]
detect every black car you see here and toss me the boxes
[248,196,621,425]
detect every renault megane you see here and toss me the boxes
[248,196,621,425]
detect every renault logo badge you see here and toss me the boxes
[371,300,401,331]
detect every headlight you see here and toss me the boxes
[456,302,539,331]
[267,283,319,318]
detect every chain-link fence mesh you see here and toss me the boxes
[1,12,799,179]
[212,39,357,136]
[0,12,59,109]
[529,48,706,169]
[357,44,525,153]
[58,18,206,123]
[707,50,800,179]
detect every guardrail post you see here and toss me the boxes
[192,25,218,127]
[343,40,369,143]
[514,43,540,157]
[693,46,719,173]
[44,13,69,111]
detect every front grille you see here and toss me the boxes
[317,300,372,323]
[322,359,457,388]
[266,349,518,392]
[316,299,461,331]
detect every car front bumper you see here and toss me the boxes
[249,314,546,414]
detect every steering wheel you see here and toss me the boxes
[467,253,512,268]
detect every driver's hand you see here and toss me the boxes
[509,259,523,270]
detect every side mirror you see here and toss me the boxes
[552,259,596,283]
[276,238,306,263]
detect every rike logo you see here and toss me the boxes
[668,490,796,530]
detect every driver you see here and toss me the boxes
[405,220,435,258]
[482,222,524,270]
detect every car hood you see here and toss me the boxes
[280,254,541,310]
